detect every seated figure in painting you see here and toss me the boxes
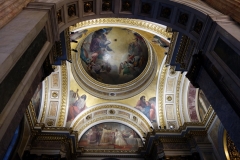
[67,90,87,122]
[135,96,156,122]
[90,28,112,54]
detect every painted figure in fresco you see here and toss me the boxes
[70,29,88,41]
[67,90,87,122]
[148,97,156,122]
[119,33,147,76]
[100,127,115,144]
[127,36,143,67]
[152,35,169,48]
[135,96,156,122]
[114,129,127,146]
[90,28,112,53]
[87,129,96,144]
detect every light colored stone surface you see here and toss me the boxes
[0,10,48,83]
[0,0,33,29]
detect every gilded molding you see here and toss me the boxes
[159,137,187,143]
[176,73,182,126]
[26,107,34,130]
[166,32,177,65]
[73,105,150,130]
[158,66,167,127]
[153,107,215,133]
[57,61,68,127]
[28,101,37,124]
[40,78,48,123]
[224,130,240,159]
[65,28,72,61]
[70,18,172,39]
[223,130,230,160]
[83,149,139,153]
[77,116,145,137]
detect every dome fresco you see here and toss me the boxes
[80,27,149,84]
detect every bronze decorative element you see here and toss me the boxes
[57,10,62,24]
[68,4,76,17]
[225,132,240,160]
[47,119,55,126]
[160,6,172,19]
[109,109,115,114]
[141,3,152,14]
[86,115,92,120]
[84,1,93,13]
[102,0,112,11]
[122,0,132,12]
[193,19,203,34]
[178,12,189,26]
[167,96,172,101]
[52,92,58,98]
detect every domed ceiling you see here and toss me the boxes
[72,26,158,100]
[80,27,149,85]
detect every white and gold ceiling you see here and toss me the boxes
[30,19,212,152]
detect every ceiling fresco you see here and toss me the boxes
[80,27,149,84]
[31,21,214,156]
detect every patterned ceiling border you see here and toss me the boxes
[70,18,172,40]
[57,61,68,127]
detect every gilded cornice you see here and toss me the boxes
[82,149,139,154]
[28,101,37,125]
[26,106,34,130]
[65,28,72,61]
[70,18,172,39]
[159,136,187,143]
[152,107,215,133]
[223,131,240,160]
[166,32,178,65]
[158,66,167,127]
[57,61,68,127]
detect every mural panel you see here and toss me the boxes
[66,89,87,126]
[134,96,156,123]
[79,122,143,150]
[80,27,148,84]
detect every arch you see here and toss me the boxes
[70,103,153,140]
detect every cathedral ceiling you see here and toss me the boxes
[28,19,213,154]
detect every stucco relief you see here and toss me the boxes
[48,101,59,117]
[166,104,175,120]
